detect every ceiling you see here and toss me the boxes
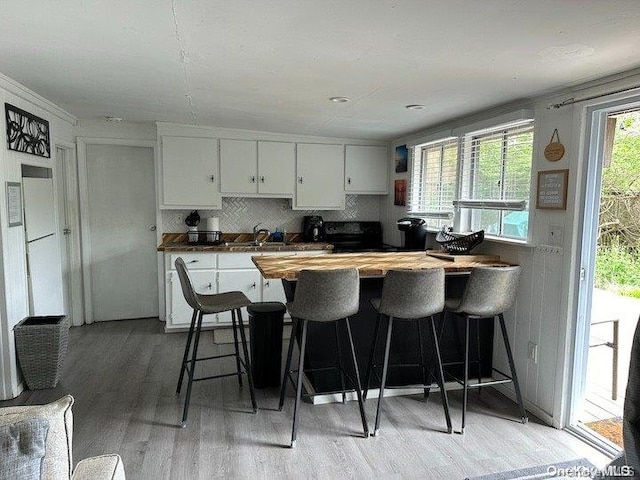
[2,1,640,140]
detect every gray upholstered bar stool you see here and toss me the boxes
[443,265,527,434]
[363,268,453,437]
[174,257,257,428]
[278,268,369,447]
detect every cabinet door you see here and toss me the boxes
[169,270,217,326]
[261,277,287,304]
[161,136,220,208]
[216,270,261,325]
[220,139,258,194]
[345,145,389,194]
[258,141,295,195]
[295,143,345,209]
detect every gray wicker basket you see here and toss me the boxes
[14,315,69,389]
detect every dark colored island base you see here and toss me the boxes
[281,276,494,396]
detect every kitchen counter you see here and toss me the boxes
[157,233,333,253]
[252,251,511,280]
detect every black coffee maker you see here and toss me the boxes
[397,217,428,250]
[303,215,324,242]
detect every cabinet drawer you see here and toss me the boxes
[217,253,258,269]
[169,253,217,270]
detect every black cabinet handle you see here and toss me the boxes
[260,176,265,183]
[264,281,270,287]
[251,282,256,289]
[347,177,351,185]
[298,177,303,184]
[250,175,256,183]
[188,260,198,264]
[210,175,215,182]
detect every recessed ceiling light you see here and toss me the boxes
[329,96,350,103]
[104,116,124,122]
[405,104,426,110]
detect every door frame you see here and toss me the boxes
[54,141,84,326]
[77,138,159,324]
[567,94,640,453]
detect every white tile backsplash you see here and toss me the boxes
[161,195,381,233]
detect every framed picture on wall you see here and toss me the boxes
[395,145,408,173]
[536,169,569,210]
[394,179,407,206]
[4,103,51,158]
[6,182,22,227]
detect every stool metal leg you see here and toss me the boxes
[498,314,528,424]
[430,315,453,434]
[290,319,308,448]
[334,322,347,404]
[373,316,394,437]
[231,309,243,387]
[176,308,198,396]
[279,318,298,411]
[476,317,482,395]
[345,317,370,438]
[417,318,429,399]
[459,314,470,434]
[181,311,204,428]
[363,313,382,401]
[236,309,258,414]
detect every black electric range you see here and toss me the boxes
[323,221,398,253]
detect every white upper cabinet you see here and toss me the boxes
[161,136,221,209]
[220,139,295,196]
[220,139,258,194]
[294,143,345,210]
[257,141,295,195]
[345,145,389,194]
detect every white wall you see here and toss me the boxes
[0,73,76,399]
[380,68,640,427]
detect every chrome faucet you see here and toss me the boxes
[253,223,271,243]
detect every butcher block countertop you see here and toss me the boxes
[252,251,512,280]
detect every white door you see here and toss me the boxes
[220,139,258,194]
[345,145,389,193]
[84,144,158,321]
[23,175,64,316]
[295,143,344,209]
[217,270,261,325]
[258,141,295,195]
[161,136,221,208]
[55,147,72,320]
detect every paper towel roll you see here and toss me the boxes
[206,217,220,231]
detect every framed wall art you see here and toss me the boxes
[5,103,51,158]
[6,182,22,227]
[395,144,408,173]
[394,179,407,206]
[536,169,569,210]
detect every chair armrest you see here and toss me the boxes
[72,454,125,480]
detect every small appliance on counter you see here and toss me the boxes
[185,210,200,243]
[397,217,428,250]
[302,215,324,242]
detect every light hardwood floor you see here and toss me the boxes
[1,319,609,479]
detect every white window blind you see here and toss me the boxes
[458,121,534,239]
[408,137,458,229]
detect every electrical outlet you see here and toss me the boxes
[528,341,538,364]
[175,213,183,223]
[549,224,564,246]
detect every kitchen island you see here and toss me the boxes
[252,251,512,399]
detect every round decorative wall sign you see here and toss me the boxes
[544,129,565,162]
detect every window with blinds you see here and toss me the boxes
[408,137,458,229]
[457,121,534,239]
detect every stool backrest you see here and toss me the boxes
[379,268,445,319]
[457,266,521,318]
[289,269,359,322]
[175,257,201,310]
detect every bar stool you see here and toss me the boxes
[363,268,453,437]
[174,257,257,427]
[278,269,369,447]
[443,265,527,433]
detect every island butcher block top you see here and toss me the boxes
[252,251,512,280]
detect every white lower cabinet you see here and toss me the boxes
[216,270,261,325]
[168,270,217,327]
[165,250,328,331]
